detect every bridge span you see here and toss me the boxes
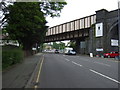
[45,14,96,42]
[44,9,119,56]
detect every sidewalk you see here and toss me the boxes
[2,53,43,88]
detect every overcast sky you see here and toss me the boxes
[46,0,118,27]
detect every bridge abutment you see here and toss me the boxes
[96,9,108,54]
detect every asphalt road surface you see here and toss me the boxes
[33,53,120,88]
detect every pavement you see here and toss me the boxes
[2,53,43,88]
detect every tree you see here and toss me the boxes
[52,42,65,50]
[0,1,8,27]
[67,40,76,50]
[4,3,47,54]
[40,1,67,17]
[52,42,59,49]
[59,42,65,50]
[2,1,67,55]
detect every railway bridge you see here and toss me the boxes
[45,9,119,55]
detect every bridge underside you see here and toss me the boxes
[44,23,119,56]
[44,28,90,55]
[44,28,89,43]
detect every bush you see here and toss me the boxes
[2,45,24,69]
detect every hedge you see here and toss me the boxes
[2,45,24,69]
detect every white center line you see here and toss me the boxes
[90,69,120,84]
[72,61,82,67]
[65,58,70,61]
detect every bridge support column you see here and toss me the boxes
[75,39,80,54]
[95,9,109,56]
[88,27,96,55]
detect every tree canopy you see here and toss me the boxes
[4,2,48,50]
[2,1,67,53]
[52,42,65,50]
[67,40,76,50]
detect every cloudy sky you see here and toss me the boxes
[46,0,119,27]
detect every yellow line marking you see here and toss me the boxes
[34,55,44,89]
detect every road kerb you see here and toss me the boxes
[25,53,43,88]
[34,55,44,88]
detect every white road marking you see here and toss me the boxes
[94,61,111,67]
[72,61,82,67]
[65,58,70,61]
[77,64,83,67]
[74,56,111,67]
[83,59,91,62]
[90,69,120,84]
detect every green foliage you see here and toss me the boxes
[67,41,76,49]
[4,2,48,50]
[52,42,59,49]
[2,2,67,52]
[2,45,24,69]
[59,42,65,49]
[52,42,65,49]
[40,1,67,17]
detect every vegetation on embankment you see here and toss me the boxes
[2,45,24,70]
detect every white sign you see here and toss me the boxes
[95,23,103,37]
[111,39,118,46]
[96,48,103,51]
[32,48,36,50]
[90,53,93,57]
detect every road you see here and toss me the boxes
[33,53,120,88]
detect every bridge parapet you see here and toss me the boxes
[46,14,96,36]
